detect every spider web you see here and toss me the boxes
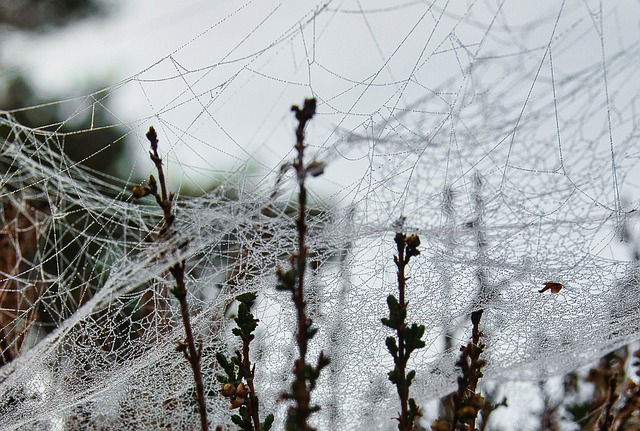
[1,1,640,429]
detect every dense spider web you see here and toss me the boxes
[1,1,640,429]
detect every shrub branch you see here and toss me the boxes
[382,228,425,431]
[276,98,329,431]
[216,292,273,431]
[133,126,208,431]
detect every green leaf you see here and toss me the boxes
[382,294,405,329]
[385,336,398,359]
[233,299,260,344]
[276,268,296,291]
[231,355,241,368]
[404,323,426,353]
[236,292,257,306]
[238,405,248,418]
[261,414,275,431]
[231,414,244,426]
[408,398,421,422]
[388,367,402,385]
[216,352,229,368]
[407,369,416,387]
[216,352,237,380]
[387,294,400,312]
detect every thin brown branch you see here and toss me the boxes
[395,235,410,429]
[135,126,208,431]
[381,227,424,431]
[242,346,261,431]
[277,98,329,431]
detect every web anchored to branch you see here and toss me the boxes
[1,1,640,430]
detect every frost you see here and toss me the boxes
[1,1,640,430]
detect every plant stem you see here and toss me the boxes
[394,233,410,430]
[277,98,329,431]
[170,263,208,431]
[142,126,208,431]
[596,374,619,431]
[240,343,261,431]
[382,228,424,431]
[291,99,313,429]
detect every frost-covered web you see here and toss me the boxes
[1,1,640,429]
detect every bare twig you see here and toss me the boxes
[134,126,208,431]
[276,98,329,431]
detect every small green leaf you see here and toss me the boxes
[261,414,275,431]
[382,294,406,329]
[216,352,237,379]
[276,268,296,291]
[231,413,244,427]
[407,369,416,387]
[236,292,257,306]
[385,336,398,359]
[404,323,426,353]
[387,294,400,311]
[408,398,421,422]
[215,352,228,367]
[388,367,402,385]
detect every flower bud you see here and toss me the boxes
[539,281,563,294]
[235,382,249,397]
[220,383,236,397]
[229,394,245,409]
[405,234,420,249]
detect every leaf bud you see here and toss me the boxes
[470,393,485,408]
[405,234,421,258]
[131,185,150,199]
[306,160,325,177]
[457,405,477,422]
[405,234,421,249]
[431,419,449,431]
[148,174,158,194]
[146,126,157,143]
[235,382,249,397]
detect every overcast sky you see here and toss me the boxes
[3,1,639,201]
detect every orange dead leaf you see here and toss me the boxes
[539,281,563,294]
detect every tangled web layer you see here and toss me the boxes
[1,1,640,429]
